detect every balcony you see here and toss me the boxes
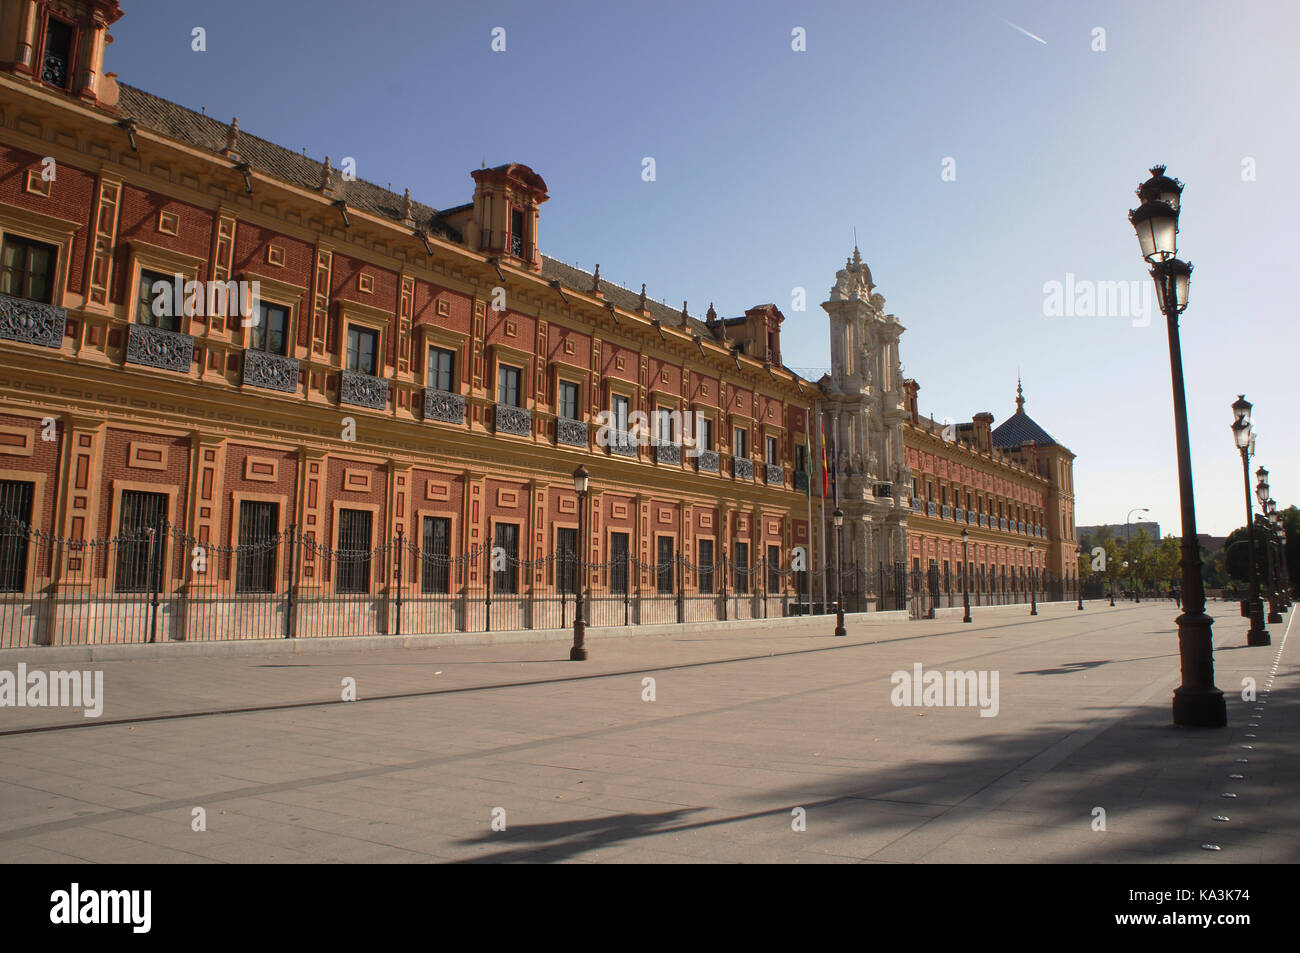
[926,502,938,517]
[494,404,531,437]
[794,470,810,493]
[423,388,465,424]
[955,507,965,523]
[1000,518,1008,531]
[764,464,784,486]
[942,505,952,520]
[733,457,754,480]
[0,292,66,348]
[607,430,638,457]
[654,442,681,465]
[125,323,194,373]
[696,449,719,473]
[873,482,894,498]
[911,498,924,513]
[338,369,388,409]
[556,417,587,448]
[242,349,300,393]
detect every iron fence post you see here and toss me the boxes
[676,550,684,624]
[394,526,403,637]
[284,523,298,639]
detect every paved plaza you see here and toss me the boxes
[0,600,1294,864]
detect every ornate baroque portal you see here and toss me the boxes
[820,248,911,570]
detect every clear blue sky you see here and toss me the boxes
[112,0,1300,536]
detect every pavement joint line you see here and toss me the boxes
[0,612,1160,843]
[0,608,1137,738]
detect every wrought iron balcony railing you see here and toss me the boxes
[696,449,720,473]
[422,388,465,424]
[340,369,389,409]
[607,431,639,457]
[733,457,754,480]
[0,293,66,348]
[765,463,784,486]
[125,323,194,373]
[494,404,531,436]
[242,349,300,393]
[556,417,587,447]
[654,442,681,465]
[873,482,894,498]
[794,470,810,492]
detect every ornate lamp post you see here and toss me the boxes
[1126,507,1149,603]
[1232,399,1268,645]
[1028,542,1038,616]
[961,528,972,623]
[833,508,846,636]
[1264,498,1283,623]
[1129,165,1226,727]
[1075,545,1085,610]
[569,465,590,661]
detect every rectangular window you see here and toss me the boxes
[766,435,780,466]
[421,516,452,594]
[655,407,675,445]
[497,364,522,407]
[767,544,781,593]
[249,302,288,355]
[697,416,713,451]
[0,480,35,592]
[733,426,747,459]
[657,536,674,594]
[556,526,578,594]
[335,509,373,593]
[558,380,579,421]
[697,539,714,594]
[115,490,168,593]
[136,269,182,331]
[493,522,518,594]
[236,500,279,593]
[427,345,455,392]
[734,542,750,595]
[610,532,630,594]
[1,235,57,305]
[346,326,379,376]
[610,394,629,433]
[510,207,526,257]
[794,444,807,475]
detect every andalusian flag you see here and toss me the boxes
[820,413,830,498]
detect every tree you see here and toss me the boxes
[1154,535,1181,590]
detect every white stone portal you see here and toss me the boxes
[819,248,911,572]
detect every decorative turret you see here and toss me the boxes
[4,0,125,107]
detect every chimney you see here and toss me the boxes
[972,412,994,453]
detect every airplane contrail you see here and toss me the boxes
[1004,20,1048,44]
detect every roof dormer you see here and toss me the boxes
[464,163,549,272]
[4,1,124,107]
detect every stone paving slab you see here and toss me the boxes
[0,600,1293,863]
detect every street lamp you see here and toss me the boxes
[1126,507,1149,602]
[1232,397,1268,645]
[833,508,846,637]
[569,465,590,661]
[961,528,972,623]
[1129,164,1226,727]
[1075,545,1085,610]
[1264,498,1283,623]
[1028,542,1038,616]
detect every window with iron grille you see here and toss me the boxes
[657,536,674,594]
[347,326,379,376]
[137,269,182,331]
[41,17,73,89]
[734,542,749,595]
[767,544,781,593]
[0,480,35,592]
[335,509,373,593]
[510,207,526,258]
[115,490,168,593]
[556,526,577,594]
[249,303,289,355]
[428,346,455,392]
[236,500,279,592]
[493,522,518,594]
[498,364,522,407]
[1,235,57,304]
[697,539,714,594]
[421,516,451,593]
[610,532,629,594]
[558,380,579,421]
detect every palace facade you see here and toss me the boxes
[0,0,1077,646]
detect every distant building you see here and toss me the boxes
[1078,523,1163,545]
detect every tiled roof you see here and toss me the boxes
[116,83,461,241]
[539,256,710,335]
[991,411,1057,448]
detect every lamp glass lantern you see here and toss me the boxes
[1153,259,1193,313]
[833,508,844,528]
[1137,165,1184,211]
[1129,200,1179,263]
[572,464,590,495]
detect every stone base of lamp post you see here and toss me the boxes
[1171,611,1227,727]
